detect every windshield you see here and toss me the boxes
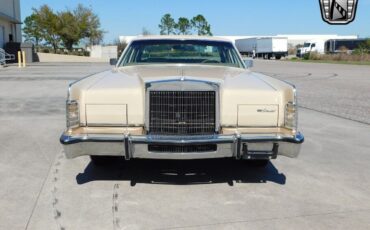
[119,39,244,68]
[303,43,311,47]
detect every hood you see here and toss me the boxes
[77,64,287,126]
[117,64,245,81]
[86,64,276,93]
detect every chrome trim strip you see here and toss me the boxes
[116,40,133,67]
[84,124,143,127]
[145,78,220,90]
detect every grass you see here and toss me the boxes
[286,58,370,66]
[287,52,370,66]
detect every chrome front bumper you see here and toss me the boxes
[60,132,304,160]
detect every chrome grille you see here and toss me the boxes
[148,144,217,153]
[149,91,216,135]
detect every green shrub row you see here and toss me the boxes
[41,48,89,56]
[302,52,370,62]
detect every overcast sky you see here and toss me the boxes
[21,0,370,43]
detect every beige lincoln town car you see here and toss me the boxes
[60,36,304,167]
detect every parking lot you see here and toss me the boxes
[1,60,370,230]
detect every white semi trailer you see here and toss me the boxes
[235,37,288,60]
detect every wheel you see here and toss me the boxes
[245,160,270,168]
[275,55,282,60]
[90,156,118,166]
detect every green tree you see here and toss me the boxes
[74,4,104,46]
[33,5,61,53]
[159,14,176,35]
[25,4,104,53]
[191,15,212,36]
[23,13,43,51]
[175,17,192,35]
[58,11,81,51]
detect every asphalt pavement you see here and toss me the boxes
[0,61,369,230]
[253,60,370,124]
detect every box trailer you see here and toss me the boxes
[235,37,288,60]
[325,39,367,54]
[235,38,257,56]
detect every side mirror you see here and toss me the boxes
[110,58,118,66]
[244,59,253,68]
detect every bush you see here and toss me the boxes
[70,51,84,56]
[353,47,369,55]
[301,52,370,63]
[42,48,50,53]
[83,51,90,56]
[288,47,296,55]
[303,53,310,60]
[309,52,321,60]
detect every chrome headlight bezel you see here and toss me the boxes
[66,100,79,129]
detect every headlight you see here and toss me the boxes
[285,102,297,132]
[66,100,79,128]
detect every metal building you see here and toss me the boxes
[0,0,22,48]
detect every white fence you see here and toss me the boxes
[89,45,118,60]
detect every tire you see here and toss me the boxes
[275,55,282,60]
[90,156,118,166]
[246,160,270,168]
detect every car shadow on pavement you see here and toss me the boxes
[76,158,286,186]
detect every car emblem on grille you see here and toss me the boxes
[175,112,187,124]
[257,108,276,113]
[319,0,359,25]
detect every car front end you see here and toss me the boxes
[60,36,304,162]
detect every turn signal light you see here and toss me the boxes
[285,102,297,132]
[66,100,79,128]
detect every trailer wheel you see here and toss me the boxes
[275,55,282,60]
